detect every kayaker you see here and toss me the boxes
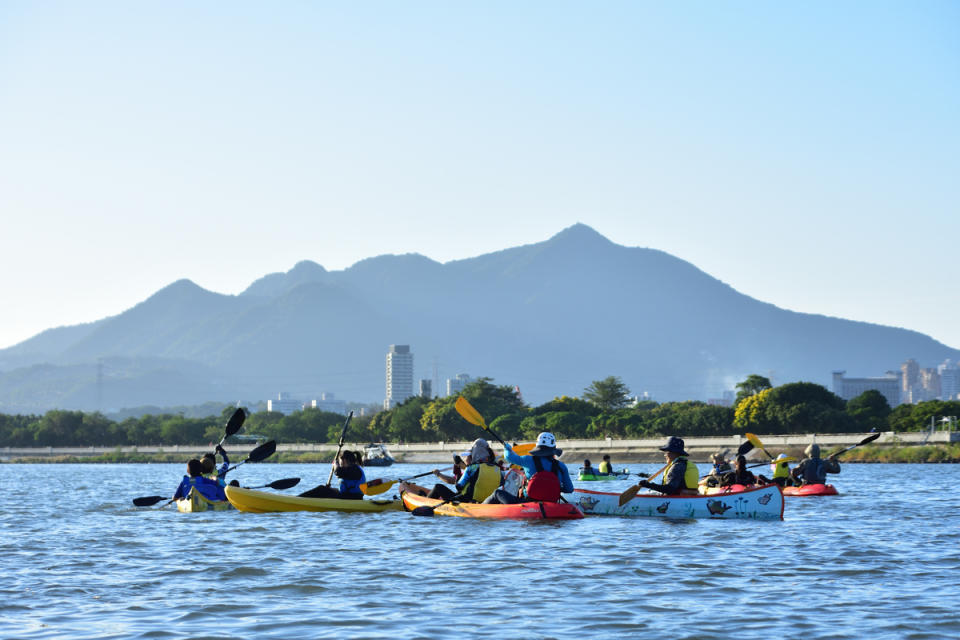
[637,436,699,496]
[485,431,573,504]
[703,451,732,486]
[432,454,465,484]
[298,449,366,500]
[791,444,840,486]
[721,454,757,487]
[598,454,614,475]
[582,459,597,476]
[401,438,502,503]
[201,444,230,483]
[764,453,793,487]
[173,458,226,502]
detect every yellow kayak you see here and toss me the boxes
[176,487,234,513]
[225,485,403,513]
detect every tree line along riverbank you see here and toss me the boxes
[4,432,958,464]
[2,376,957,461]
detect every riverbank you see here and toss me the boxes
[3,431,958,463]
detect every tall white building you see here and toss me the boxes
[385,344,414,409]
[939,360,960,400]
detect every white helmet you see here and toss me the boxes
[536,432,556,448]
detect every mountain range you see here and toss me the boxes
[1,223,957,414]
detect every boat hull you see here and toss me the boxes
[577,471,630,481]
[176,488,234,513]
[564,484,784,520]
[782,483,839,496]
[224,485,403,513]
[401,492,584,520]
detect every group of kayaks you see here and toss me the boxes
[171,474,838,521]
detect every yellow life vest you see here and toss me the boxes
[464,463,502,502]
[664,456,700,490]
[599,460,612,474]
[773,462,790,479]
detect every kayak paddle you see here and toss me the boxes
[826,431,881,459]
[454,396,510,449]
[218,408,246,448]
[410,493,465,517]
[132,495,171,507]
[744,433,775,460]
[618,463,668,506]
[327,412,353,487]
[361,465,454,496]
[245,477,300,490]
[224,439,277,473]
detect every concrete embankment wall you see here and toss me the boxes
[3,431,956,462]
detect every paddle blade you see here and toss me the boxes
[362,479,397,496]
[859,432,881,446]
[737,440,755,457]
[454,397,487,428]
[266,477,300,490]
[411,506,436,517]
[618,484,641,507]
[512,442,535,456]
[133,496,168,507]
[744,432,763,449]
[247,440,277,463]
[224,408,246,438]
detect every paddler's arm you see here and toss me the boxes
[557,462,575,493]
[503,443,524,467]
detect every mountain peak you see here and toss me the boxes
[546,223,615,247]
[241,260,329,298]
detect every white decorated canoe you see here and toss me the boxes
[563,483,784,520]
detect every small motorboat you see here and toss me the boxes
[362,443,396,467]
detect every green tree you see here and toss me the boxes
[846,390,891,432]
[583,376,632,412]
[735,374,773,406]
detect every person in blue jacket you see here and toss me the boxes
[485,432,573,504]
[173,458,226,502]
[299,449,366,500]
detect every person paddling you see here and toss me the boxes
[401,439,501,503]
[485,432,573,504]
[298,449,366,500]
[174,458,226,502]
[791,444,840,486]
[582,459,597,476]
[764,453,793,487]
[721,454,757,487]
[637,436,699,496]
[598,454,615,475]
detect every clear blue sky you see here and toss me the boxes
[1,2,958,355]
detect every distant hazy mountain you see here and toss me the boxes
[1,224,957,414]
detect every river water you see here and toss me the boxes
[1,462,957,639]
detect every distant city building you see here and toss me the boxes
[832,371,901,407]
[418,379,432,399]
[901,358,920,400]
[918,368,941,402]
[310,392,348,416]
[385,344,414,410]
[939,360,960,400]
[267,391,302,415]
[707,391,735,407]
[446,373,472,397]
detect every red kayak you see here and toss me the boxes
[401,492,584,520]
[782,483,839,496]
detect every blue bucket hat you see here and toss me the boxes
[659,436,689,456]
